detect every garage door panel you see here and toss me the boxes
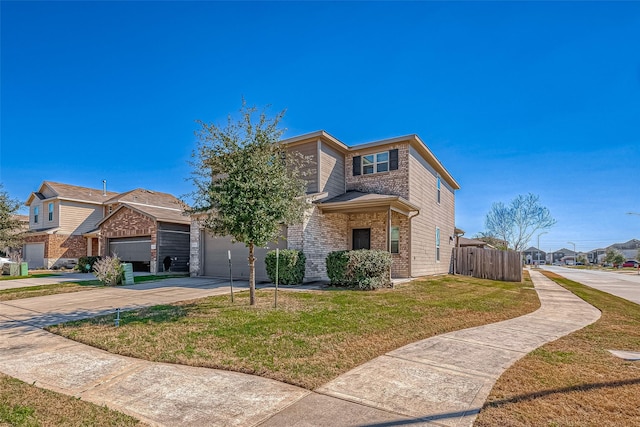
[202,231,287,282]
[108,237,151,262]
[23,243,45,269]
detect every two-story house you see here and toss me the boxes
[24,182,190,272]
[190,130,460,282]
[24,182,118,269]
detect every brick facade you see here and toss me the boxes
[346,143,410,199]
[100,207,158,273]
[23,233,87,268]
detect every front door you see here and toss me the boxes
[352,228,371,250]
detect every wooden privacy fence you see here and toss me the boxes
[452,247,523,282]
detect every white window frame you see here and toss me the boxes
[390,226,400,254]
[48,202,54,221]
[362,151,389,175]
[34,206,39,224]
[436,227,441,262]
[437,176,441,204]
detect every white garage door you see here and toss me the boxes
[23,243,45,269]
[202,230,287,282]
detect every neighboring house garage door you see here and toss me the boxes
[108,236,151,272]
[202,230,287,282]
[23,243,45,269]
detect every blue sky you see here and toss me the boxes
[1,1,639,253]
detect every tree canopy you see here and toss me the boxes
[189,102,308,305]
[483,193,556,252]
[0,183,24,253]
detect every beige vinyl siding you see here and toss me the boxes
[287,142,318,194]
[40,185,56,199]
[44,201,59,229]
[319,141,345,198]
[58,201,104,235]
[408,146,456,276]
[29,201,43,229]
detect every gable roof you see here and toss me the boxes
[98,189,189,226]
[26,181,118,205]
[281,130,460,190]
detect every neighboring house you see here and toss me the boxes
[523,246,546,264]
[24,182,189,272]
[550,248,576,265]
[95,189,191,273]
[586,248,606,265]
[24,182,119,269]
[457,237,494,249]
[190,130,460,282]
[608,239,640,261]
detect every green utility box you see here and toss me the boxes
[20,262,28,276]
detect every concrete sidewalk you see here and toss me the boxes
[0,270,600,426]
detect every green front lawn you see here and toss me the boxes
[49,273,539,390]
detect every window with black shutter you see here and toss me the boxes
[353,156,361,176]
[389,149,399,170]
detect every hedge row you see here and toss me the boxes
[265,249,306,285]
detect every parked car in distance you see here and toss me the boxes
[622,260,639,268]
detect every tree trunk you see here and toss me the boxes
[248,242,256,305]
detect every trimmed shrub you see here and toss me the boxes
[76,256,102,273]
[265,249,306,285]
[326,249,392,290]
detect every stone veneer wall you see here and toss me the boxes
[345,143,410,199]
[189,217,202,277]
[100,208,158,273]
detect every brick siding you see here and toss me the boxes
[100,207,158,273]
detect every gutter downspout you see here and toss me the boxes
[407,209,420,278]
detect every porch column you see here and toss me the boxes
[87,238,92,256]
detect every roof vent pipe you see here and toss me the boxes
[102,180,107,196]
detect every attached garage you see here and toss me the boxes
[201,229,287,282]
[23,243,45,269]
[108,236,152,272]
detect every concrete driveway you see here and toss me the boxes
[543,265,640,305]
[0,272,97,290]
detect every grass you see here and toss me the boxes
[0,274,189,302]
[475,270,640,427]
[48,274,539,390]
[0,373,143,426]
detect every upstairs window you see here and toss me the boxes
[48,202,54,221]
[362,151,388,174]
[437,176,441,204]
[34,206,39,224]
[353,149,399,176]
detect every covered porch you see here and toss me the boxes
[316,191,419,278]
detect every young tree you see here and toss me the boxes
[604,248,625,267]
[484,193,556,252]
[189,102,308,305]
[0,183,24,252]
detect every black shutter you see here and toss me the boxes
[353,156,361,176]
[389,149,399,170]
